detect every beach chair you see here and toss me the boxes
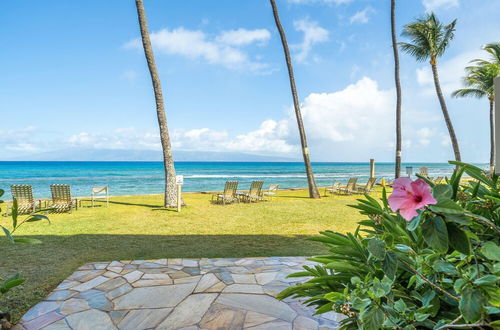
[10,185,40,214]
[434,176,444,184]
[356,177,377,194]
[419,167,429,177]
[337,178,358,195]
[91,186,109,207]
[241,181,264,203]
[263,184,280,201]
[324,182,341,196]
[211,181,239,205]
[50,184,78,213]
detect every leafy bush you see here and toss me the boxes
[279,162,500,329]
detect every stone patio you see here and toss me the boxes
[15,257,345,330]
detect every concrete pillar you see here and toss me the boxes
[495,76,500,175]
[370,159,375,179]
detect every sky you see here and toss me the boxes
[1,0,499,162]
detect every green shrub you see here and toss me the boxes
[279,162,500,329]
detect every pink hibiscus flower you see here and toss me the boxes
[388,178,437,221]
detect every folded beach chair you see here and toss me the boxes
[419,166,429,177]
[434,177,444,184]
[211,181,239,205]
[10,185,40,214]
[338,177,358,195]
[241,181,264,203]
[91,186,109,207]
[263,184,280,201]
[50,184,78,213]
[324,182,341,196]
[356,177,377,194]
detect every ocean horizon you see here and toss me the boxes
[0,161,487,198]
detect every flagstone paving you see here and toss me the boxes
[15,257,346,330]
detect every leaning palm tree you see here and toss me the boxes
[400,13,461,161]
[391,0,403,178]
[452,50,500,169]
[134,0,178,207]
[269,0,320,199]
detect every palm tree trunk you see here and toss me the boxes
[490,98,495,170]
[391,0,402,178]
[135,0,177,207]
[430,59,461,161]
[269,0,320,199]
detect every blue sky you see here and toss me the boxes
[1,0,499,162]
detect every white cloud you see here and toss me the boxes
[215,28,270,46]
[422,0,459,11]
[350,7,374,24]
[292,18,329,62]
[120,70,138,82]
[125,27,270,72]
[416,127,434,146]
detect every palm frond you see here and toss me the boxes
[399,42,429,61]
[452,88,486,99]
[484,42,500,64]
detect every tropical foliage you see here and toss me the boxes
[453,43,500,168]
[279,162,500,329]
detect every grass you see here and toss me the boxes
[0,188,381,321]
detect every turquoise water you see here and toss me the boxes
[0,161,485,198]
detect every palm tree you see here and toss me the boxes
[452,44,500,169]
[400,13,461,161]
[391,0,402,178]
[134,0,178,207]
[269,0,320,199]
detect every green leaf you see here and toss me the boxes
[324,292,344,302]
[4,278,25,290]
[421,216,449,253]
[368,238,386,260]
[460,288,484,322]
[446,222,471,255]
[0,189,4,198]
[474,275,498,287]
[13,237,42,244]
[351,297,371,311]
[382,251,398,280]
[414,313,430,322]
[395,244,415,254]
[394,299,407,313]
[481,242,500,261]
[1,226,14,243]
[407,212,423,231]
[433,184,453,201]
[422,290,436,307]
[26,214,50,222]
[361,306,384,330]
[429,199,463,215]
[433,260,459,275]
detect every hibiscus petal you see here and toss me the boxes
[393,177,413,192]
[399,206,419,221]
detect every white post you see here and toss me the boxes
[495,76,500,175]
[177,184,182,212]
[370,159,375,179]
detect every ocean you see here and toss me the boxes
[0,161,486,198]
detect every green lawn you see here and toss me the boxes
[0,188,378,321]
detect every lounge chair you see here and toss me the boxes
[91,186,109,207]
[419,167,429,177]
[211,181,239,205]
[356,177,377,194]
[10,185,40,214]
[241,181,264,203]
[263,184,280,201]
[337,178,358,195]
[434,176,444,184]
[50,184,78,213]
[324,182,341,196]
